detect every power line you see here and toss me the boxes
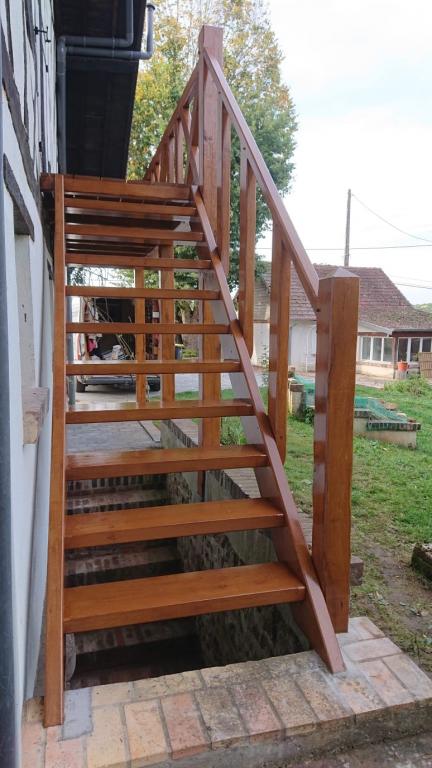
[256,243,432,252]
[351,194,432,244]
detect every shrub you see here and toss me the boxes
[384,376,432,397]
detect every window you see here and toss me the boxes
[410,338,420,362]
[372,337,382,361]
[422,338,432,353]
[398,338,408,362]
[361,337,371,360]
[383,338,393,362]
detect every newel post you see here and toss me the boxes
[312,268,359,633]
[197,26,224,452]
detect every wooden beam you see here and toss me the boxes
[134,267,146,406]
[312,269,359,632]
[238,149,256,356]
[160,244,175,401]
[44,175,66,727]
[217,100,231,275]
[268,224,290,461]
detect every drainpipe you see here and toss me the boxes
[57,1,155,173]
[0,30,18,768]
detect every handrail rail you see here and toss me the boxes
[203,52,319,307]
[145,65,198,182]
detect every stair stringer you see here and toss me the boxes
[193,188,344,673]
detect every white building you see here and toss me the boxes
[252,263,432,378]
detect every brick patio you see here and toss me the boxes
[22,617,432,768]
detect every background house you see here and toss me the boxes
[253,263,432,377]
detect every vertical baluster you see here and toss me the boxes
[268,223,290,461]
[168,134,175,182]
[238,148,256,356]
[217,99,231,275]
[197,26,223,456]
[135,268,146,406]
[160,142,169,182]
[160,244,175,401]
[175,117,184,183]
[312,269,359,632]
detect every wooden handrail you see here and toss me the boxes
[203,51,319,308]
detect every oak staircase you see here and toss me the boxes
[41,26,359,726]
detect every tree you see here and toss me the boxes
[128,0,297,289]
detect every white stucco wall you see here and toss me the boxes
[2,0,56,738]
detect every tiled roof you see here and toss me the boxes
[258,263,432,331]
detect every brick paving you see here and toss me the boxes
[22,618,432,768]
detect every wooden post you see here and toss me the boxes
[238,148,256,356]
[160,244,175,401]
[175,118,184,183]
[198,25,223,453]
[217,99,231,275]
[268,224,290,461]
[312,268,359,632]
[135,269,146,406]
[45,175,66,726]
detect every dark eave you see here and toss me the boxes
[54,0,147,179]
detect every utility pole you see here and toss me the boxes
[344,188,351,267]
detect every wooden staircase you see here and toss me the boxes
[41,25,359,727]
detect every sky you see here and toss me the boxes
[262,0,432,305]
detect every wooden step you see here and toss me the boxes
[65,498,284,549]
[63,563,305,633]
[64,198,197,221]
[64,224,203,244]
[41,174,192,201]
[65,445,268,480]
[66,322,230,335]
[66,398,254,423]
[65,286,219,300]
[66,360,241,375]
[65,254,212,270]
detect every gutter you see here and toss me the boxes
[0,29,18,768]
[57,0,155,173]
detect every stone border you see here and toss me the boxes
[22,618,432,768]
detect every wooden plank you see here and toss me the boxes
[65,254,211,270]
[268,223,291,461]
[217,99,231,274]
[160,244,175,401]
[193,188,345,674]
[134,267,146,406]
[64,198,197,220]
[66,323,230,335]
[66,360,241,375]
[65,445,268,480]
[66,398,254,423]
[64,563,305,633]
[312,269,359,633]
[65,498,284,549]
[64,224,203,243]
[175,117,184,183]
[66,286,219,300]
[238,150,256,356]
[44,175,66,727]
[42,174,192,201]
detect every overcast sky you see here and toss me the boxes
[262,0,432,305]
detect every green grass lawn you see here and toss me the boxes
[177,379,432,669]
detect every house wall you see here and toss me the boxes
[252,320,317,372]
[1,0,56,743]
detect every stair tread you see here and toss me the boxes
[65,445,268,480]
[65,255,212,270]
[65,498,283,548]
[64,199,197,220]
[42,175,192,201]
[63,563,306,633]
[66,286,218,299]
[66,398,253,424]
[66,322,230,335]
[66,360,241,375]
[64,224,203,242]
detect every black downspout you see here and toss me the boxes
[0,29,18,768]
